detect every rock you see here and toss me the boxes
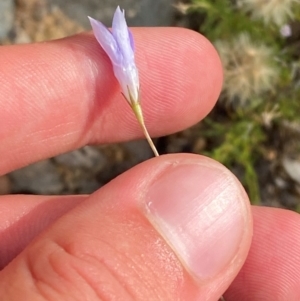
[76,178,101,194]
[9,160,64,194]
[282,157,300,185]
[55,146,106,172]
[124,140,154,162]
[49,0,175,28]
[0,0,15,40]
[280,191,300,209]
[13,28,31,44]
[274,176,288,189]
[131,0,176,26]
[54,147,106,194]
[14,0,83,42]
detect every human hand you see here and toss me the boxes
[0,28,300,301]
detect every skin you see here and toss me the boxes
[0,28,300,301]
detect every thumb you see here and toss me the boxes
[0,154,252,301]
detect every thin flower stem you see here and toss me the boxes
[139,119,160,157]
[131,103,159,157]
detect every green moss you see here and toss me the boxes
[184,0,300,205]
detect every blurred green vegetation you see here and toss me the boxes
[184,0,300,204]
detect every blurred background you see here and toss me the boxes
[1,0,300,211]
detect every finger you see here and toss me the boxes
[224,206,300,301]
[0,28,222,175]
[0,154,251,301]
[0,195,86,269]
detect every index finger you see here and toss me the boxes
[0,28,222,175]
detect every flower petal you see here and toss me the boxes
[112,6,134,62]
[128,28,135,51]
[113,63,139,103]
[88,16,121,64]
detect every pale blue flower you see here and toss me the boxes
[88,7,159,157]
[88,6,139,105]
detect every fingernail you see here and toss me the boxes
[145,163,246,280]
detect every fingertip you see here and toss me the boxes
[86,153,252,298]
[0,28,223,174]
[140,154,251,279]
[225,207,300,300]
[0,154,251,301]
[135,27,223,134]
